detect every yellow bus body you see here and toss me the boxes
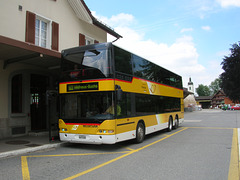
[59,77,184,144]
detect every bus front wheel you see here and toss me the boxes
[167,117,173,132]
[135,122,145,143]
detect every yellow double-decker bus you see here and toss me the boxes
[59,42,184,144]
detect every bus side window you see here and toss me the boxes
[114,46,132,75]
[117,92,131,118]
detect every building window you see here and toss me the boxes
[35,16,50,48]
[12,74,23,113]
[26,11,59,51]
[79,33,98,46]
[85,36,94,45]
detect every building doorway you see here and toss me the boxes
[30,74,49,131]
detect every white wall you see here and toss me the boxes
[0,0,107,51]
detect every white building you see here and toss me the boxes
[187,77,194,93]
[184,77,197,109]
[0,0,121,139]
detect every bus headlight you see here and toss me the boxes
[62,128,67,132]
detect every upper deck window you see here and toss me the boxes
[61,48,112,81]
[114,46,132,75]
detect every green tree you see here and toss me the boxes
[196,84,211,96]
[209,78,221,95]
[220,42,240,102]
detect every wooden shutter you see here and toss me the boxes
[79,33,85,46]
[94,40,99,44]
[52,21,59,51]
[25,11,36,44]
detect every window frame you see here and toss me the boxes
[35,15,52,49]
[85,36,94,45]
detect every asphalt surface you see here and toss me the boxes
[0,109,239,180]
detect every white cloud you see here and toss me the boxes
[95,12,216,88]
[92,11,135,27]
[216,0,240,7]
[202,26,211,31]
[180,28,193,33]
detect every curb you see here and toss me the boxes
[0,142,64,159]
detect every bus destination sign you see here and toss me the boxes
[67,82,99,92]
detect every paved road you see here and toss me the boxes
[0,109,239,180]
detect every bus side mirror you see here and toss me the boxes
[116,85,123,101]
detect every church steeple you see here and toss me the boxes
[188,77,194,93]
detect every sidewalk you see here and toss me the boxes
[0,134,63,159]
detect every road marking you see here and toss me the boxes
[64,127,188,180]
[228,128,239,180]
[188,127,233,129]
[184,120,202,122]
[23,127,237,180]
[26,151,129,158]
[21,156,30,180]
[64,150,136,180]
[119,146,135,151]
[238,128,240,159]
[21,128,188,180]
[21,152,129,180]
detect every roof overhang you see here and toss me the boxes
[67,0,92,24]
[68,0,122,39]
[183,88,194,98]
[0,35,61,71]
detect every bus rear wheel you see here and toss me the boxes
[174,116,179,129]
[135,122,145,143]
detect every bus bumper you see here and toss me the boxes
[179,118,184,124]
[59,133,116,144]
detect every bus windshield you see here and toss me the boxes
[60,92,115,123]
[61,49,112,81]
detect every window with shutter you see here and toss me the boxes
[35,16,51,48]
[25,11,59,51]
[85,36,94,45]
[26,11,36,44]
[52,22,59,51]
[79,33,85,46]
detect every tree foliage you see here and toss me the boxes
[196,84,211,96]
[220,42,240,102]
[209,78,221,95]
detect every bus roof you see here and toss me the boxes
[62,42,182,78]
[61,42,112,57]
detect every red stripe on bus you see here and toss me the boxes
[60,77,183,91]
[133,77,183,91]
[65,123,100,126]
[59,78,114,84]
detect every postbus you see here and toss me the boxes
[59,42,184,144]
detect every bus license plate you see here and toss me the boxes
[79,135,86,139]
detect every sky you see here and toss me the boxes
[85,0,240,89]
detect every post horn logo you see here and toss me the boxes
[150,84,156,93]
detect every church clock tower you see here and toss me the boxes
[188,77,194,93]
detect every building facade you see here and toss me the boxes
[195,96,212,109]
[211,90,235,108]
[0,0,121,139]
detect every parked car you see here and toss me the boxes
[231,106,240,110]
